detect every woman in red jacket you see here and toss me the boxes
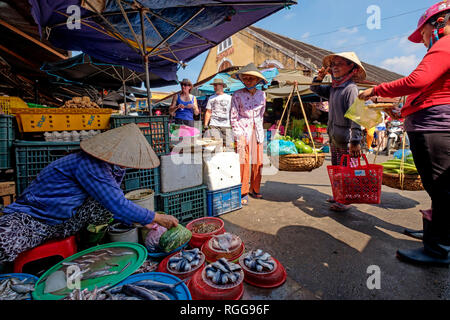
[359,1,450,266]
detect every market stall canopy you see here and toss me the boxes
[41,53,177,89]
[198,67,279,95]
[30,0,297,83]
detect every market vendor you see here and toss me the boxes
[0,123,178,262]
[230,63,267,205]
[359,1,450,266]
[310,52,365,212]
[169,78,200,127]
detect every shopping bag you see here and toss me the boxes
[267,139,298,156]
[327,154,383,204]
[345,98,382,129]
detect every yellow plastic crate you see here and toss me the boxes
[0,96,28,115]
[11,108,113,132]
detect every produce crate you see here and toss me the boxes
[121,167,160,195]
[0,181,15,208]
[207,184,242,217]
[110,115,170,156]
[0,115,15,169]
[156,185,207,225]
[14,141,81,195]
[0,96,28,115]
[12,108,113,132]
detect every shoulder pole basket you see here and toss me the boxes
[271,84,325,172]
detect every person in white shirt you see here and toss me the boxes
[204,78,232,143]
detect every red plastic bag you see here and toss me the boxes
[327,154,383,205]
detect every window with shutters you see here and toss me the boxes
[217,37,232,54]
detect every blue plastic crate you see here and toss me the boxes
[121,167,161,195]
[207,184,242,217]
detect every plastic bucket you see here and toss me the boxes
[107,223,139,243]
[125,188,155,211]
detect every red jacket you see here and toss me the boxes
[373,34,450,118]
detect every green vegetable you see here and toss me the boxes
[301,145,313,154]
[159,224,192,253]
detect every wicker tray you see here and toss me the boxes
[270,153,326,172]
[382,172,424,191]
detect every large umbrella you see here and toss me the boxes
[29,0,297,114]
[41,53,177,112]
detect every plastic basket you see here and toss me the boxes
[327,154,383,205]
[0,115,15,169]
[0,96,28,115]
[12,108,112,132]
[206,184,242,217]
[186,217,226,248]
[121,167,161,195]
[157,185,207,225]
[27,103,53,109]
[14,140,81,195]
[110,115,170,156]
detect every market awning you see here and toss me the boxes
[29,0,297,112]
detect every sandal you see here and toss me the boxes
[326,197,336,203]
[241,194,249,206]
[249,192,263,199]
[329,202,351,212]
[403,228,424,240]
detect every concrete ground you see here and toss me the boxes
[221,154,449,300]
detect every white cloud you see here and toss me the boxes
[301,32,310,39]
[381,55,420,75]
[339,27,359,34]
[398,36,425,54]
[284,12,296,20]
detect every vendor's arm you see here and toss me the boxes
[169,95,179,117]
[75,157,155,226]
[230,93,245,141]
[371,41,450,98]
[310,67,331,100]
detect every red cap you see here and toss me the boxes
[408,1,450,43]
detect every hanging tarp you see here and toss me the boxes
[29,0,297,82]
[41,53,176,89]
[198,67,279,95]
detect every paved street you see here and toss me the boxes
[221,154,449,300]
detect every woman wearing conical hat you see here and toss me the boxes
[310,51,366,212]
[230,63,268,205]
[0,124,178,262]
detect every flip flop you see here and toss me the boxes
[249,192,263,199]
[241,195,249,206]
[396,248,450,267]
[329,203,351,212]
[403,228,424,240]
[326,197,336,203]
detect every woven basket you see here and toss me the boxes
[382,172,424,191]
[271,153,326,172]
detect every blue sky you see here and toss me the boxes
[157,0,437,93]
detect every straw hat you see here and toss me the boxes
[212,78,227,88]
[231,63,268,85]
[80,123,160,169]
[322,52,367,81]
[180,78,193,86]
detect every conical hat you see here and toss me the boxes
[80,123,160,169]
[322,52,367,81]
[231,63,268,85]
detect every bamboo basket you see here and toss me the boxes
[271,153,326,172]
[382,172,424,191]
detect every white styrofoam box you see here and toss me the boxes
[203,152,241,191]
[160,153,203,193]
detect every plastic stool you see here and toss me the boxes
[13,235,77,273]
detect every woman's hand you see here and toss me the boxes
[358,88,375,101]
[349,143,361,158]
[150,213,178,229]
[316,66,330,81]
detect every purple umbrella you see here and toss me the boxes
[29,0,297,114]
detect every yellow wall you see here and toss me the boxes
[197,29,304,82]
